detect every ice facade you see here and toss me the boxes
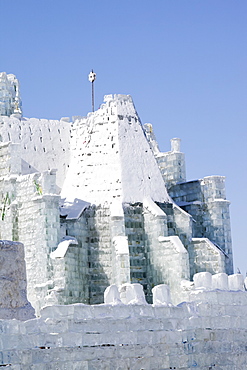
[0,73,241,368]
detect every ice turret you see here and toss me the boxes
[0,72,22,117]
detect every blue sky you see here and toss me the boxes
[1,0,247,274]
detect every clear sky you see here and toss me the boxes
[1,0,246,274]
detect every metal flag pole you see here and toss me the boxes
[88,70,96,112]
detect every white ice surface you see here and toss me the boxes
[112,236,129,254]
[104,285,123,305]
[143,196,167,216]
[152,284,172,306]
[158,235,188,254]
[0,115,71,190]
[193,272,212,290]
[50,237,78,259]
[61,95,170,205]
[212,273,229,290]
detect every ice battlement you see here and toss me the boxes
[0,247,246,369]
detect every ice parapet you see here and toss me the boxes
[212,272,228,290]
[192,272,245,292]
[104,285,122,305]
[193,272,212,290]
[152,284,172,306]
[119,283,147,305]
[228,273,245,291]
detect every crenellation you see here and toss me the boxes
[1,279,247,367]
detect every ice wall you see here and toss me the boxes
[0,278,247,368]
[0,116,71,190]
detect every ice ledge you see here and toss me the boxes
[50,237,78,259]
[143,196,167,217]
[60,198,91,219]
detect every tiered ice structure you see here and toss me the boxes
[0,75,233,315]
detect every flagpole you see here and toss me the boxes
[88,70,96,112]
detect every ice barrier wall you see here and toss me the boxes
[0,274,247,369]
[0,242,246,370]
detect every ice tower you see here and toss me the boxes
[0,72,22,117]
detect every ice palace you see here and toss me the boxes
[0,72,246,369]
